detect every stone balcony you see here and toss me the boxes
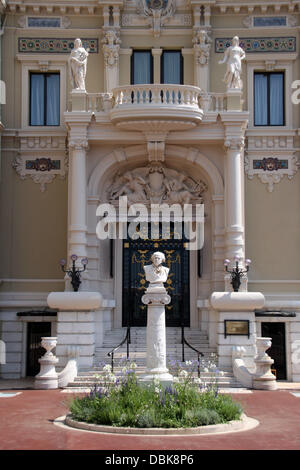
[109,84,204,132]
[67,86,242,128]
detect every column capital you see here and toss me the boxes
[152,48,163,56]
[224,136,245,151]
[68,138,89,151]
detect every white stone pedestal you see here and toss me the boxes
[140,287,173,387]
[211,291,265,369]
[34,337,59,390]
[47,292,102,369]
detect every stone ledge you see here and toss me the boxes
[211,292,265,311]
[47,292,102,311]
[54,413,259,436]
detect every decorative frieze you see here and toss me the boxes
[215,37,296,54]
[18,38,98,54]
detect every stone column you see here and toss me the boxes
[152,48,162,83]
[224,136,245,266]
[68,137,89,271]
[141,287,173,387]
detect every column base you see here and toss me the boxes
[34,376,58,390]
[139,370,174,388]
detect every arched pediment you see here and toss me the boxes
[88,144,224,200]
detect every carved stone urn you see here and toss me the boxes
[253,337,277,390]
[34,337,59,390]
[41,337,57,357]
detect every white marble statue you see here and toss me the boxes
[144,252,169,288]
[68,38,89,91]
[218,36,245,90]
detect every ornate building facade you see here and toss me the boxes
[1,0,300,384]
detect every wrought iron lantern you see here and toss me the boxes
[224,256,251,292]
[60,255,88,292]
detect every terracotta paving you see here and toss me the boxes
[0,389,300,450]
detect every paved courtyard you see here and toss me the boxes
[0,383,300,450]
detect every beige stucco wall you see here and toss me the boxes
[246,173,300,286]
[0,149,68,291]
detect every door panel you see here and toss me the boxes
[122,224,190,327]
[26,322,51,376]
[261,322,287,380]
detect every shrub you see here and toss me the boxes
[69,362,243,428]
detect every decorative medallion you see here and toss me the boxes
[215,37,296,53]
[137,0,175,37]
[12,136,68,192]
[245,154,298,192]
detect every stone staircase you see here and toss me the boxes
[64,327,245,390]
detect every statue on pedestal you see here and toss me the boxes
[218,36,245,90]
[141,251,173,386]
[68,38,89,91]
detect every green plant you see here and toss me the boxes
[69,362,243,428]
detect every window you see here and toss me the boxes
[30,73,60,126]
[254,72,285,126]
[161,51,183,84]
[131,51,153,84]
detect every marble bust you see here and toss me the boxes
[144,252,169,288]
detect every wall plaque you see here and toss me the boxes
[224,320,250,338]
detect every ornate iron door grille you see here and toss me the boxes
[122,223,190,327]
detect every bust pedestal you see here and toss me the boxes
[140,286,173,387]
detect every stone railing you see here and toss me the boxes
[199,92,227,112]
[112,84,202,109]
[67,88,234,114]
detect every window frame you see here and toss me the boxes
[253,71,285,127]
[246,54,296,130]
[16,54,67,130]
[130,50,153,85]
[29,72,60,127]
[161,50,183,85]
